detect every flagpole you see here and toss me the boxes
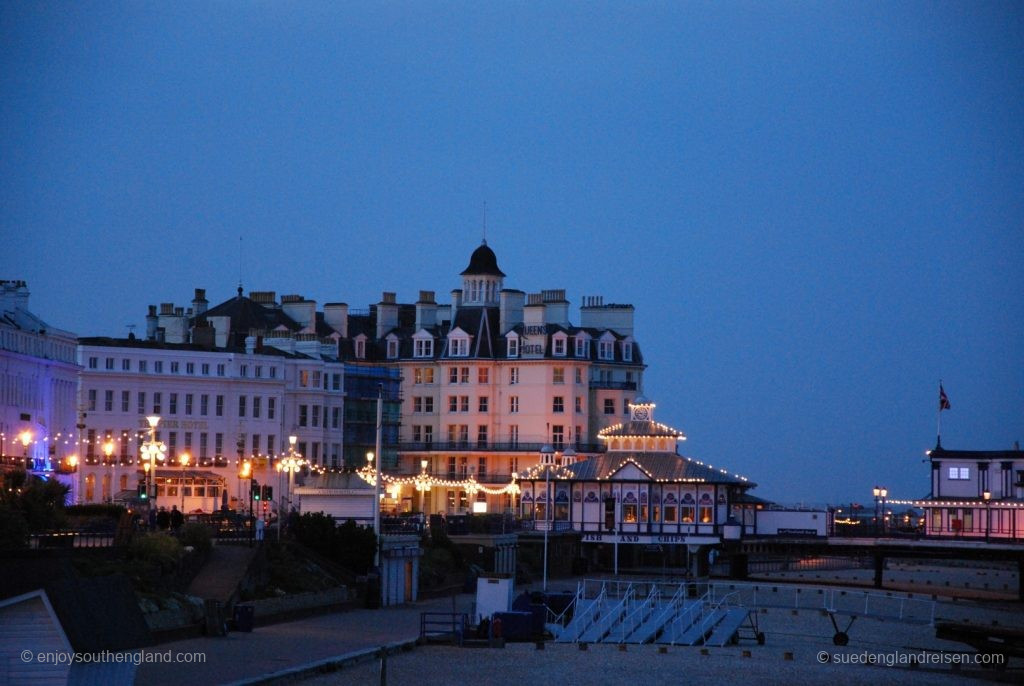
[936,380,942,446]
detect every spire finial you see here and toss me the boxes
[482,201,487,245]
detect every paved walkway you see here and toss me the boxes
[187,544,259,603]
[135,591,479,686]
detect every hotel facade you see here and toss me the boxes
[336,241,647,515]
[0,280,79,475]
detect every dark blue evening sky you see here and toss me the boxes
[2,2,1022,504]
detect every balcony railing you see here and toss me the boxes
[588,380,638,390]
[398,441,605,454]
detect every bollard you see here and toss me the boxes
[579,642,588,651]
[658,646,668,654]
[379,648,387,686]
[700,648,709,656]
[784,652,794,661]
[742,650,751,658]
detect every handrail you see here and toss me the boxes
[548,580,583,627]
[614,584,660,642]
[569,586,607,641]
[668,591,709,645]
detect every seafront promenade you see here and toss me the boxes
[135,591,481,686]
[135,573,1023,686]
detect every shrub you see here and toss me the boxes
[179,522,212,554]
[130,533,183,573]
[290,512,376,575]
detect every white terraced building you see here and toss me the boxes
[0,280,79,480]
[75,287,345,513]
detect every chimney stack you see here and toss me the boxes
[499,289,525,334]
[415,290,437,331]
[323,303,349,338]
[146,305,158,340]
[377,291,399,340]
[191,288,209,316]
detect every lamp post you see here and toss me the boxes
[239,458,252,545]
[67,454,79,505]
[19,430,32,471]
[103,440,115,502]
[142,415,165,510]
[872,486,888,536]
[415,459,431,514]
[983,490,991,543]
[540,444,553,592]
[279,435,304,539]
[366,451,381,555]
[880,487,888,536]
[180,452,190,512]
[372,383,383,568]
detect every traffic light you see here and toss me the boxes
[138,483,148,499]
[251,482,261,500]
[261,485,273,501]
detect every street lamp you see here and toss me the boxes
[239,458,252,545]
[180,452,190,512]
[872,486,888,536]
[366,451,382,545]
[67,454,79,505]
[540,444,554,592]
[278,436,304,539]
[19,430,32,471]
[103,440,115,502]
[414,459,432,514]
[880,487,888,535]
[983,490,991,543]
[141,416,165,509]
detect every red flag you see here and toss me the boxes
[939,384,951,411]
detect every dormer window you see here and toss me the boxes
[386,334,399,359]
[413,337,434,358]
[598,339,614,361]
[574,337,587,357]
[507,334,519,358]
[354,336,367,360]
[553,334,567,357]
[447,327,471,357]
[621,341,633,362]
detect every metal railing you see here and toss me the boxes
[420,612,468,646]
[28,530,118,549]
[588,380,638,390]
[397,441,605,454]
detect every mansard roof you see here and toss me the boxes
[193,292,298,349]
[460,241,506,277]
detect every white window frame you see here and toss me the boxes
[414,337,434,358]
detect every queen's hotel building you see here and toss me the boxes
[341,241,646,515]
